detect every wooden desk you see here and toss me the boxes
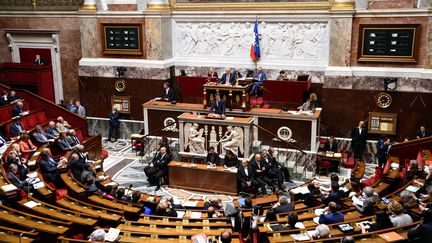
[168,161,238,195]
[203,83,251,111]
[143,100,321,151]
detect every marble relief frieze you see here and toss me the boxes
[174,21,329,61]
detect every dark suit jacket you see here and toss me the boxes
[250,159,269,178]
[33,131,50,145]
[206,152,220,165]
[218,73,236,85]
[321,190,345,205]
[273,204,295,214]
[69,135,81,146]
[69,157,86,180]
[416,130,430,139]
[223,155,239,168]
[155,153,170,172]
[237,166,255,184]
[162,88,175,101]
[209,99,225,115]
[318,212,344,224]
[7,95,20,103]
[324,141,338,153]
[9,123,24,136]
[408,221,432,243]
[7,171,27,189]
[12,107,25,117]
[45,127,59,139]
[33,58,47,65]
[39,157,59,182]
[109,110,120,127]
[58,138,72,151]
[351,127,367,146]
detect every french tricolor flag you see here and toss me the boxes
[250,21,261,62]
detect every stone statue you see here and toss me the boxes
[184,123,205,154]
[219,126,244,156]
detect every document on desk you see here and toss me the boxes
[177,211,186,218]
[1,184,17,192]
[190,212,202,219]
[352,196,363,206]
[184,201,199,207]
[24,200,41,208]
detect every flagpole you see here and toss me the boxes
[255,16,258,74]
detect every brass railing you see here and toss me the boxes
[0,0,84,11]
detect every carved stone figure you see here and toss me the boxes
[184,123,205,154]
[219,126,244,156]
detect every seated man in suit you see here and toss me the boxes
[69,153,85,180]
[33,125,54,146]
[353,186,379,215]
[209,93,225,117]
[206,146,220,166]
[265,196,294,221]
[45,121,60,140]
[68,129,81,146]
[323,136,338,153]
[268,147,292,183]
[144,146,170,191]
[7,163,32,192]
[39,148,67,186]
[416,125,430,139]
[251,67,266,96]
[161,82,175,101]
[262,149,285,191]
[321,181,346,205]
[250,153,275,195]
[57,133,73,151]
[72,144,89,165]
[218,68,236,85]
[7,91,21,104]
[56,116,71,133]
[9,117,25,138]
[238,159,257,194]
[318,201,344,224]
[12,101,28,117]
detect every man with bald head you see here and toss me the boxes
[218,68,236,85]
[250,153,275,195]
[238,159,257,194]
[45,121,60,140]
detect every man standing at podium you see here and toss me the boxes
[209,93,225,117]
[219,68,236,85]
[251,67,266,96]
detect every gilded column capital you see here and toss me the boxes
[80,0,97,11]
[331,0,354,11]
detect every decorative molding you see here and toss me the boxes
[170,0,330,11]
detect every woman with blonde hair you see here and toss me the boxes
[388,201,413,226]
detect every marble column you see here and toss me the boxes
[80,16,98,58]
[145,15,172,60]
[328,10,354,67]
[355,0,368,10]
[81,0,97,11]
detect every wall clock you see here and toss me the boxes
[376,92,392,108]
[115,79,126,92]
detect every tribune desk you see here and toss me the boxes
[203,83,251,111]
[168,161,238,195]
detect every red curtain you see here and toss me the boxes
[19,48,52,65]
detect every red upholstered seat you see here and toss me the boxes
[35,111,47,124]
[75,129,85,142]
[24,114,37,128]
[341,153,355,169]
[55,188,68,200]
[262,103,271,109]
[0,110,9,122]
[5,123,12,137]
[102,150,109,159]
[319,161,331,167]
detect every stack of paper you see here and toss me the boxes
[177,211,186,218]
[291,233,311,241]
[23,201,41,208]
[27,172,38,178]
[314,208,325,216]
[33,182,45,190]
[27,160,36,166]
[352,196,364,206]
[104,228,121,242]
[1,184,17,192]
[190,212,202,219]
[406,185,420,193]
